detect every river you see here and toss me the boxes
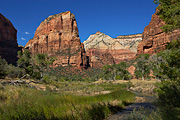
[107,90,157,120]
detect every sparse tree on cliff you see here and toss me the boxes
[154,0,180,32]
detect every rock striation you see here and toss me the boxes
[0,13,18,64]
[25,11,89,68]
[83,32,142,68]
[137,10,180,55]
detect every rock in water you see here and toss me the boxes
[83,31,142,68]
[137,9,180,55]
[0,13,18,64]
[25,11,89,68]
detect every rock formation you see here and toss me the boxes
[137,10,180,55]
[83,31,142,68]
[25,11,89,68]
[0,13,18,64]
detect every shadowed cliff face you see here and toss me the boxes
[137,9,180,55]
[83,32,142,68]
[25,11,89,68]
[0,13,18,65]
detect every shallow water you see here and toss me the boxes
[107,90,157,120]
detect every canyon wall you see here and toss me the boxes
[25,11,89,68]
[83,32,142,68]
[0,13,18,64]
[137,10,180,55]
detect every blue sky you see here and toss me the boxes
[0,0,157,46]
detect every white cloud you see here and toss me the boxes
[25,32,30,34]
[21,37,26,40]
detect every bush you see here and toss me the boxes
[31,71,41,80]
[101,62,132,80]
[0,56,7,78]
[6,64,25,78]
[156,81,180,120]
[115,75,122,80]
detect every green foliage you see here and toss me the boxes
[166,38,180,50]
[155,81,180,120]
[34,53,56,80]
[0,56,8,78]
[154,0,180,32]
[101,62,131,80]
[47,65,102,82]
[157,49,180,81]
[5,64,25,78]
[17,50,33,76]
[154,37,180,119]
[135,54,150,80]
[149,54,166,80]
[115,75,122,80]
[18,51,56,80]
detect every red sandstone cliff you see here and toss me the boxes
[83,32,142,68]
[0,13,18,64]
[137,10,180,55]
[25,11,89,68]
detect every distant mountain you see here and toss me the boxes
[83,31,142,68]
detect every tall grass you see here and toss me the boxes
[0,83,135,120]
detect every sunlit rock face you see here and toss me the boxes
[0,13,18,64]
[84,31,142,68]
[137,9,180,55]
[25,11,89,68]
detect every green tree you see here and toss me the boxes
[115,62,131,80]
[166,38,180,50]
[0,56,8,78]
[17,50,33,76]
[101,62,131,80]
[152,1,180,119]
[34,53,56,80]
[135,54,150,80]
[18,51,56,80]
[149,54,167,80]
[5,64,25,79]
[154,0,180,32]
[155,39,180,119]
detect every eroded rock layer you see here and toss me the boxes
[25,11,88,68]
[83,32,142,68]
[137,10,180,55]
[0,13,18,64]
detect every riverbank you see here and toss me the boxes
[107,79,158,120]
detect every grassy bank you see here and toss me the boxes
[0,82,135,120]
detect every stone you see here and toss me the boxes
[25,11,89,68]
[137,9,180,55]
[127,65,135,77]
[83,31,142,68]
[0,13,18,64]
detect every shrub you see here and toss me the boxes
[115,75,122,80]
[0,56,7,78]
[156,81,180,120]
[6,64,25,78]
